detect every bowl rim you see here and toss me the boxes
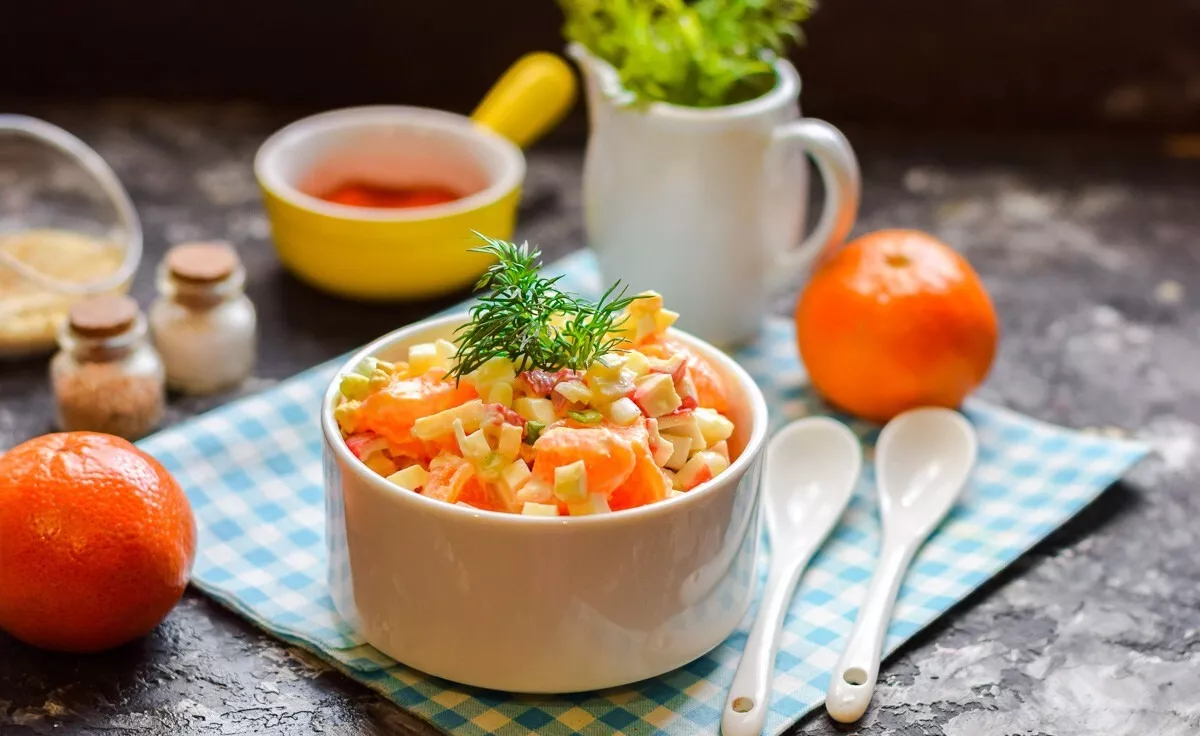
[253,105,525,223]
[321,312,769,527]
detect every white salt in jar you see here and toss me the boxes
[149,242,256,394]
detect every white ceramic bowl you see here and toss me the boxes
[321,314,768,693]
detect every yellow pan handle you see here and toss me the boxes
[471,52,577,149]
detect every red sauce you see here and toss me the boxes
[316,181,463,209]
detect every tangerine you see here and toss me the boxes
[0,432,196,652]
[608,441,670,511]
[795,230,998,422]
[531,426,636,498]
[359,370,478,446]
[424,453,496,509]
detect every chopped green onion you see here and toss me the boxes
[524,420,546,444]
[567,409,604,425]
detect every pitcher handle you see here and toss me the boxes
[769,119,860,288]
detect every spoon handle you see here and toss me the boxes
[825,537,917,723]
[721,541,822,736]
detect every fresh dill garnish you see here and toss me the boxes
[447,234,641,382]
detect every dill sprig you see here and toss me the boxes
[447,234,639,381]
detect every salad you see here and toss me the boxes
[333,237,736,516]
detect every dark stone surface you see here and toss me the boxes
[1,104,1199,735]
[4,1,1199,132]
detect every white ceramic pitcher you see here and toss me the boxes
[569,44,860,346]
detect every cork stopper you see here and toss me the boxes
[166,242,239,284]
[68,294,139,338]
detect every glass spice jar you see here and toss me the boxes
[149,242,257,395]
[50,294,165,440]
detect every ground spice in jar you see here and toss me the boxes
[50,294,166,440]
[55,363,165,439]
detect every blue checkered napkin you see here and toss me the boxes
[138,250,1149,736]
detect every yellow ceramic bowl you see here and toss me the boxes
[254,53,575,301]
[255,107,524,300]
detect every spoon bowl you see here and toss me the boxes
[764,418,862,552]
[876,408,978,533]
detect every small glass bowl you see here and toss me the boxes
[0,115,142,358]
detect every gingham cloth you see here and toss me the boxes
[138,250,1148,736]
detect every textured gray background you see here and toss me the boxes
[1,104,1198,734]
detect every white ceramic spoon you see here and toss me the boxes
[721,417,862,736]
[825,407,977,723]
